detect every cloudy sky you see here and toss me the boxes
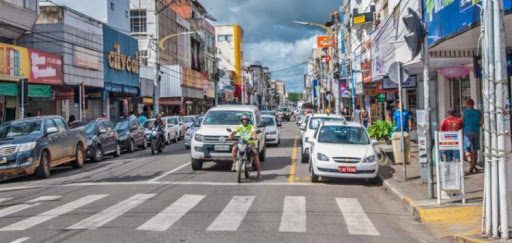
[202,0,341,93]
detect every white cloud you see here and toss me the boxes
[229,6,241,13]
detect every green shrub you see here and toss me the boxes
[367,120,394,141]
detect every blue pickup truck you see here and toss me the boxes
[0,116,87,179]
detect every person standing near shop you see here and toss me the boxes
[393,102,412,133]
[440,108,463,161]
[360,107,370,128]
[391,102,412,164]
[462,99,482,173]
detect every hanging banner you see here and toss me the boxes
[28,49,63,85]
[317,36,335,48]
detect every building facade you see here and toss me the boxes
[215,25,244,102]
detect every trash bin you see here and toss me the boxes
[391,132,410,164]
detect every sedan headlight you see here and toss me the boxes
[316,153,329,161]
[18,142,36,152]
[363,154,377,163]
[194,134,204,142]
[267,130,277,135]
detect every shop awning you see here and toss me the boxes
[28,84,52,98]
[0,82,18,96]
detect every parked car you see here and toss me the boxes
[0,116,87,179]
[308,121,378,183]
[181,115,197,130]
[114,117,147,153]
[261,110,276,117]
[190,105,267,170]
[165,116,186,139]
[184,116,204,150]
[301,114,344,163]
[80,119,121,162]
[144,119,178,144]
[262,115,280,146]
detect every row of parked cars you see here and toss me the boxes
[295,112,380,183]
[0,115,202,180]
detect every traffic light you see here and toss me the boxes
[402,8,426,59]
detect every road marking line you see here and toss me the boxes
[336,198,380,236]
[147,162,191,182]
[0,194,108,231]
[8,237,30,243]
[0,196,61,218]
[68,194,155,230]
[137,194,205,231]
[0,198,12,204]
[206,196,255,231]
[279,196,306,232]
[288,136,298,183]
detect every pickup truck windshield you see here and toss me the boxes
[203,111,253,125]
[0,120,43,138]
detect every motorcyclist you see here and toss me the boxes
[229,115,261,178]
[153,113,165,142]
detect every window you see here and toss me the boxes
[217,35,233,42]
[53,118,67,132]
[110,2,115,11]
[130,10,147,33]
[23,0,37,12]
[45,119,57,131]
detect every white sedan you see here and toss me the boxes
[308,121,378,183]
[262,115,280,146]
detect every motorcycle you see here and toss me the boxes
[277,113,284,122]
[150,125,165,155]
[227,128,261,183]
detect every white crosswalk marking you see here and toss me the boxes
[0,198,12,204]
[336,198,380,236]
[137,194,205,232]
[279,196,306,232]
[206,196,255,231]
[68,194,155,230]
[0,196,61,218]
[0,194,108,231]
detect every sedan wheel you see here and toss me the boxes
[93,147,104,162]
[128,139,135,152]
[113,144,121,157]
[141,139,148,149]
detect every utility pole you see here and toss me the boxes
[152,2,160,117]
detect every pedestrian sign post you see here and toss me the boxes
[434,130,465,204]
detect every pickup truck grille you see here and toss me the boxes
[332,157,361,164]
[204,136,229,144]
[0,145,18,156]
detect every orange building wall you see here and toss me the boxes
[170,0,192,19]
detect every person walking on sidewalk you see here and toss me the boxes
[440,108,463,161]
[360,107,370,128]
[462,99,482,174]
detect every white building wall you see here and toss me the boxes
[215,25,236,72]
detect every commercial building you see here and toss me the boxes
[215,24,244,102]
[0,0,38,43]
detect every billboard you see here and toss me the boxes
[0,43,30,81]
[29,49,63,85]
[317,36,335,48]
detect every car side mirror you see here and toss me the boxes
[300,125,306,131]
[255,130,262,134]
[307,137,316,144]
[46,127,58,134]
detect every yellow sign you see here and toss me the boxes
[108,43,140,74]
[353,15,366,25]
[0,43,30,82]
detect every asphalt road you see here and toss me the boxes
[0,122,435,243]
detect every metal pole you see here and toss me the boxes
[398,63,407,180]
[492,0,510,238]
[78,84,83,121]
[20,80,24,119]
[153,7,160,117]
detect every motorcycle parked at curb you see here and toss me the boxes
[150,125,165,155]
[227,128,261,183]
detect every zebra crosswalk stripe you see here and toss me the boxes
[0,196,61,218]
[0,194,108,231]
[137,194,205,232]
[336,198,380,236]
[68,194,155,230]
[0,198,12,204]
[279,196,306,232]
[206,196,255,231]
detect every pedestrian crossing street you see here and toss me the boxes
[0,193,380,235]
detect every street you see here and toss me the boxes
[0,123,434,243]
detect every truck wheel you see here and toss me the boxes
[191,159,203,170]
[36,151,51,178]
[113,144,121,157]
[72,144,85,169]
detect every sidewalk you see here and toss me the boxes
[377,143,490,242]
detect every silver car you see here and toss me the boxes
[184,117,203,150]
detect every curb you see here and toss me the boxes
[380,175,489,243]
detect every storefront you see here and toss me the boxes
[103,25,140,120]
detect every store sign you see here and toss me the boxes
[317,36,335,48]
[352,12,373,25]
[438,131,460,151]
[377,93,386,103]
[0,43,30,81]
[74,46,101,70]
[108,43,140,74]
[381,76,417,90]
[29,49,63,85]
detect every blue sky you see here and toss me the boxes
[203,0,341,93]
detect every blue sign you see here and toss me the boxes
[103,25,140,94]
[424,0,512,46]
[313,80,318,98]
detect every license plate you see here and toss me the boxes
[214,145,230,152]
[338,166,357,173]
[0,157,6,164]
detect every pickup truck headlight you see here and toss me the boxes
[316,153,329,161]
[18,142,36,152]
[194,134,204,142]
[363,154,377,163]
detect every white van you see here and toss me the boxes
[190,105,267,170]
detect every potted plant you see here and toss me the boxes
[367,120,394,142]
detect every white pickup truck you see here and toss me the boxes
[190,105,267,170]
